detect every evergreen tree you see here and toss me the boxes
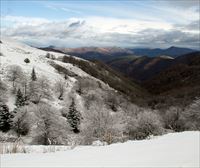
[64,74,68,80]
[15,89,25,107]
[0,103,12,132]
[31,68,37,81]
[67,98,82,133]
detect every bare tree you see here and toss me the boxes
[12,106,31,137]
[164,106,185,131]
[28,76,53,104]
[28,81,42,104]
[55,80,66,100]
[7,65,23,89]
[127,110,163,140]
[32,103,70,145]
[37,76,52,100]
[82,103,121,144]
[0,79,7,103]
[184,99,200,130]
[20,74,28,100]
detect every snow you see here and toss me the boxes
[0,37,102,111]
[1,131,199,168]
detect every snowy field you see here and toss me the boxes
[1,131,199,168]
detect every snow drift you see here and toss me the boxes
[1,131,199,168]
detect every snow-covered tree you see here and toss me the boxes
[184,99,200,130]
[12,106,30,137]
[66,98,82,133]
[28,81,42,104]
[55,80,66,100]
[127,110,163,140]
[15,89,26,107]
[164,106,185,131]
[32,104,69,145]
[0,103,12,132]
[20,74,29,101]
[0,79,7,103]
[28,76,52,104]
[82,104,120,144]
[7,65,23,89]
[37,76,52,100]
[31,68,37,81]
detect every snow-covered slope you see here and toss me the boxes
[1,131,199,168]
[0,38,111,111]
[0,37,89,81]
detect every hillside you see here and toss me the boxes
[108,55,174,82]
[0,38,151,146]
[144,52,200,105]
[129,46,196,57]
[1,38,199,147]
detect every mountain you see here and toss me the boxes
[38,46,65,54]
[108,55,174,82]
[144,52,200,94]
[1,38,200,149]
[130,46,196,58]
[41,47,135,63]
[0,38,147,108]
[142,52,200,107]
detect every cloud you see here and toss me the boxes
[165,0,199,8]
[1,15,50,27]
[174,20,199,35]
[1,15,199,49]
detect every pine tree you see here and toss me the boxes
[67,98,82,133]
[15,89,25,107]
[64,74,68,80]
[0,103,12,132]
[31,68,37,81]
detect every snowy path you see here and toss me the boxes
[1,131,199,168]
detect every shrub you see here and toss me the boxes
[31,103,70,145]
[81,104,123,145]
[24,58,30,64]
[183,99,200,130]
[163,106,185,132]
[127,111,163,140]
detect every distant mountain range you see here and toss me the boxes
[144,52,200,107]
[129,46,197,58]
[40,46,133,62]
[108,55,174,81]
[108,51,200,82]
[40,46,197,63]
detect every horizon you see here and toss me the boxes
[1,0,199,49]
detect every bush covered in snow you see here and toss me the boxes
[183,98,200,130]
[127,111,163,140]
[163,106,185,132]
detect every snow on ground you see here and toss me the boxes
[0,37,99,111]
[1,37,70,82]
[1,131,199,168]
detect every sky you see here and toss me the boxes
[0,0,199,49]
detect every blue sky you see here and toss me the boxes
[1,0,199,48]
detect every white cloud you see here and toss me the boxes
[1,15,50,27]
[1,15,199,49]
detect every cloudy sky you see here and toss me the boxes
[1,0,199,49]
